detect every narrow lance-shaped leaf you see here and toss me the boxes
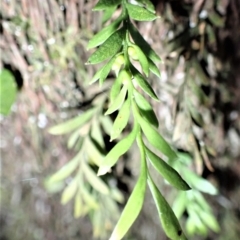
[47,151,81,184]
[91,120,105,148]
[74,189,83,218]
[105,84,128,115]
[126,3,158,21]
[99,56,117,86]
[109,132,147,240]
[86,28,124,65]
[110,95,131,141]
[172,192,187,219]
[48,107,96,135]
[82,162,109,195]
[88,15,124,49]
[102,6,117,23]
[129,23,161,63]
[148,57,161,78]
[80,185,99,209]
[136,108,177,160]
[61,178,78,205]
[184,169,218,195]
[129,44,149,76]
[131,66,159,101]
[93,0,122,11]
[98,124,139,176]
[146,147,190,190]
[133,90,158,128]
[109,70,123,103]
[135,0,155,13]
[100,115,113,136]
[147,174,188,240]
[199,210,220,232]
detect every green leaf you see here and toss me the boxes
[98,124,139,175]
[110,95,131,141]
[48,107,96,135]
[105,85,128,115]
[61,179,78,205]
[91,120,105,148]
[100,115,113,136]
[172,192,187,219]
[85,138,104,166]
[131,66,158,100]
[67,129,81,149]
[102,6,117,23]
[147,174,187,240]
[184,169,218,195]
[86,29,124,65]
[129,23,161,63]
[90,57,117,85]
[126,3,158,21]
[74,190,83,218]
[82,163,109,195]
[148,58,161,78]
[199,211,220,232]
[109,133,147,240]
[136,112,177,160]
[130,44,149,76]
[99,57,117,85]
[81,185,99,209]
[146,148,190,190]
[0,69,17,116]
[109,71,123,103]
[133,90,158,128]
[47,152,81,184]
[93,0,122,11]
[135,0,155,13]
[88,15,124,49]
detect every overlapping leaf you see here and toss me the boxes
[146,148,190,190]
[49,107,96,135]
[93,0,122,11]
[147,175,187,240]
[126,3,158,21]
[87,29,124,64]
[109,133,147,240]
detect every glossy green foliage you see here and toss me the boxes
[98,124,139,175]
[129,23,161,63]
[111,95,131,141]
[133,90,159,128]
[88,15,124,49]
[105,84,128,115]
[90,56,117,85]
[146,148,190,190]
[137,113,177,160]
[128,44,149,76]
[131,66,159,100]
[87,29,124,64]
[0,69,17,116]
[46,1,213,240]
[126,3,158,21]
[148,174,188,240]
[135,0,155,13]
[109,134,147,240]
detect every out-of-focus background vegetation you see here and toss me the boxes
[0,0,240,239]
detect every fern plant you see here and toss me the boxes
[85,1,190,239]
[46,1,220,239]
